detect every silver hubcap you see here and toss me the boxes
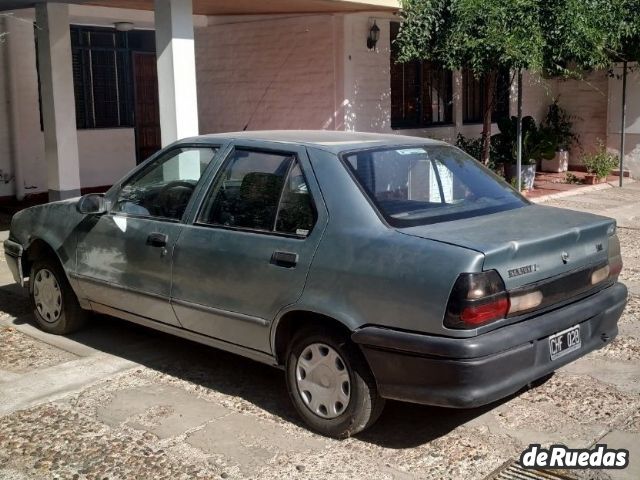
[33,268,62,323]
[295,343,351,419]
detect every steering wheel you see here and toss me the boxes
[157,180,196,219]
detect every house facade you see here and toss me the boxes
[0,0,638,202]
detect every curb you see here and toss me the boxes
[529,178,636,203]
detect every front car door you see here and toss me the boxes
[171,142,328,353]
[75,145,220,326]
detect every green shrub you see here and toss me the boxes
[582,142,619,179]
[455,134,500,172]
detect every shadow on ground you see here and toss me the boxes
[0,283,526,449]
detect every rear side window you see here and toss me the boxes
[198,149,315,236]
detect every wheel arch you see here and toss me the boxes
[22,238,77,289]
[271,309,357,366]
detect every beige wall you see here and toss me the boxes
[607,63,640,178]
[196,14,339,133]
[557,72,609,165]
[0,18,13,198]
[489,69,612,168]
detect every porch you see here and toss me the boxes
[0,0,399,202]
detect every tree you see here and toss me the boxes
[395,0,640,168]
[540,0,639,183]
[396,0,545,164]
[540,0,636,76]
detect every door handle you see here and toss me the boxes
[271,251,298,268]
[146,232,168,248]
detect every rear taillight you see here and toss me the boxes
[445,271,509,329]
[607,233,623,280]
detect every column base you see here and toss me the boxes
[48,188,81,202]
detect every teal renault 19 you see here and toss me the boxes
[3,131,627,438]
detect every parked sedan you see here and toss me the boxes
[4,131,627,438]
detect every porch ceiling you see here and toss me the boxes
[1,0,400,14]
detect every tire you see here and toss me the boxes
[29,257,88,335]
[285,326,385,438]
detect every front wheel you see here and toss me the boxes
[29,258,87,335]
[285,327,385,438]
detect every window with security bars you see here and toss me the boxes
[71,26,134,129]
[462,68,512,124]
[390,23,453,129]
[36,26,155,130]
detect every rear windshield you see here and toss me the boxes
[343,145,527,227]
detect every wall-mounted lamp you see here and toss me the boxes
[367,20,380,50]
[114,22,135,32]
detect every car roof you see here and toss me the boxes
[181,130,448,154]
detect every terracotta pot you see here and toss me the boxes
[584,174,598,185]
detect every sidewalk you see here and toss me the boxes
[527,172,634,202]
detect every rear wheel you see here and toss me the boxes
[285,327,384,438]
[29,258,87,335]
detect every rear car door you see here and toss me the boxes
[75,145,219,326]
[171,142,328,353]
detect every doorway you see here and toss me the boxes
[132,52,161,164]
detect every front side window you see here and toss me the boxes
[344,146,526,226]
[390,23,453,129]
[112,147,218,220]
[198,149,315,236]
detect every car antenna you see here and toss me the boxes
[243,28,307,131]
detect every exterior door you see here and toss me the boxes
[171,144,328,353]
[132,52,161,164]
[75,146,219,326]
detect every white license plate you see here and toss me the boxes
[549,325,581,361]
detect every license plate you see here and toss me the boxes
[549,325,581,361]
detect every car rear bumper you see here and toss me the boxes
[352,282,627,408]
[3,239,24,287]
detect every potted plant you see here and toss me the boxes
[582,142,619,184]
[492,116,557,190]
[541,99,578,173]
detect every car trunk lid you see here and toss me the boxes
[399,204,613,290]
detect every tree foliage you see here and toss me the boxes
[541,0,639,76]
[395,0,640,163]
[397,0,545,73]
[397,0,640,79]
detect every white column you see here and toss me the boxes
[154,0,199,146]
[35,3,82,201]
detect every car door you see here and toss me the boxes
[171,142,328,353]
[75,145,220,326]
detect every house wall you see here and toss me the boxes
[0,6,208,199]
[342,14,516,144]
[0,8,154,198]
[557,71,610,166]
[0,18,13,198]
[195,14,339,133]
[520,72,557,124]
[607,63,640,178]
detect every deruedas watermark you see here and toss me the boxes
[520,444,629,469]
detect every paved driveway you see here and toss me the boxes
[0,185,639,480]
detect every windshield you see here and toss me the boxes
[343,145,527,226]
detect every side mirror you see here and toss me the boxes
[77,193,109,215]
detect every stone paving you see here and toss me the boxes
[0,186,639,480]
